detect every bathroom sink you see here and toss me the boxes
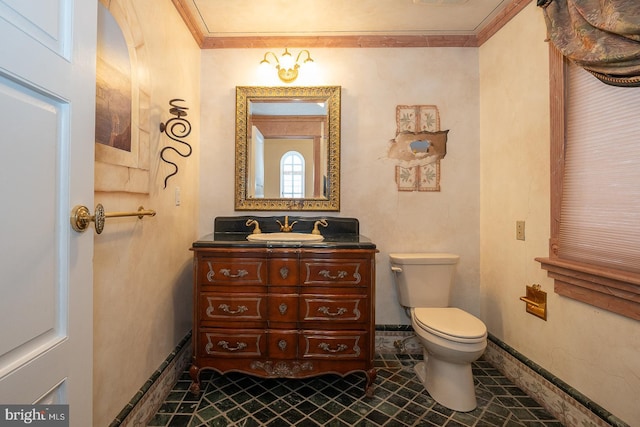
[246,232,324,242]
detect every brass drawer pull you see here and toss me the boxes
[220,268,249,279]
[278,340,287,351]
[317,306,347,317]
[318,270,347,280]
[218,304,249,315]
[318,343,348,353]
[206,262,215,281]
[280,267,289,279]
[217,340,248,352]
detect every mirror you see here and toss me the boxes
[235,86,341,211]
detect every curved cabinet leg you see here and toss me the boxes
[364,368,377,397]
[188,364,201,394]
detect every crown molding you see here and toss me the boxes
[173,0,532,49]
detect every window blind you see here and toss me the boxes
[560,63,640,274]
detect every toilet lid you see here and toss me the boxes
[413,307,487,342]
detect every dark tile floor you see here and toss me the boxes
[147,353,562,426]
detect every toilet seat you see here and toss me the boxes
[413,307,486,344]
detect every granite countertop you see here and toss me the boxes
[192,216,376,249]
[192,232,376,249]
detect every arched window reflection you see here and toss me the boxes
[280,151,305,198]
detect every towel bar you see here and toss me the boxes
[70,204,156,234]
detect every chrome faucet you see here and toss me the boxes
[276,216,297,232]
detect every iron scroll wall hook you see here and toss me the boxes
[159,99,192,189]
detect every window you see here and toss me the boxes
[536,47,640,320]
[280,151,305,198]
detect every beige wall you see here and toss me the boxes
[92,1,200,425]
[199,47,481,325]
[479,3,640,425]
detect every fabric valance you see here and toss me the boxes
[538,0,640,86]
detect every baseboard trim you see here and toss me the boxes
[109,331,192,427]
[485,333,627,427]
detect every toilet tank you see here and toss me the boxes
[389,253,460,308]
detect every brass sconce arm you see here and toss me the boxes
[295,49,314,65]
[259,48,314,83]
[260,51,280,66]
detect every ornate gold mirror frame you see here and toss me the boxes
[235,86,341,211]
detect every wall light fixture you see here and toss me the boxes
[259,48,314,83]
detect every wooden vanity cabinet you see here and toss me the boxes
[189,246,377,396]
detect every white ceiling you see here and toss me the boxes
[180,0,513,38]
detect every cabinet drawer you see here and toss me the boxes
[268,331,298,359]
[300,331,368,359]
[300,294,368,323]
[302,259,369,287]
[268,257,299,286]
[198,258,266,286]
[199,293,267,324]
[267,294,299,324]
[200,330,265,358]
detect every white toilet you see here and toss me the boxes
[389,253,487,412]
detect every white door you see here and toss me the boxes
[0,1,96,426]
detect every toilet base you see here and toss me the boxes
[414,352,477,412]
